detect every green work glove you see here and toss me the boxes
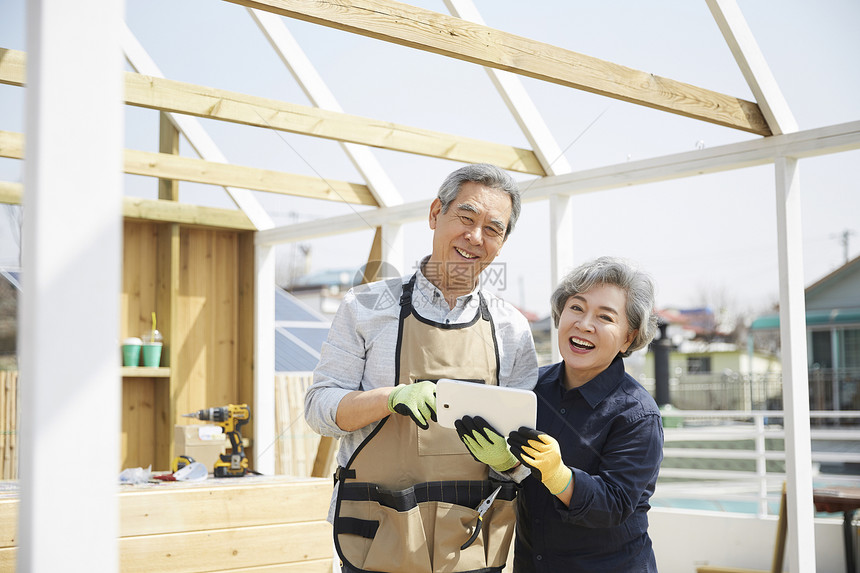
[455,415,518,472]
[508,427,573,495]
[388,381,437,430]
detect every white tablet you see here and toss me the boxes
[435,378,537,438]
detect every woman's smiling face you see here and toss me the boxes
[557,283,637,388]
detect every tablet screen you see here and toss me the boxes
[435,378,537,437]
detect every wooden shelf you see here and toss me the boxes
[121,366,170,378]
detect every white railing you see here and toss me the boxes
[655,409,860,517]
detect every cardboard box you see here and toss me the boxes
[174,425,228,474]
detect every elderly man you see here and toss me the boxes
[305,163,538,573]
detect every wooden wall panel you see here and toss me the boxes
[177,228,239,418]
[121,220,253,471]
[122,221,160,469]
[122,221,159,339]
[236,233,255,457]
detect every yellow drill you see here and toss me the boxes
[183,404,251,478]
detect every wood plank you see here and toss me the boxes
[0,550,332,573]
[1,129,378,206]
[236,233,256,454]
[0,48,25,86]
[126,148,379,206]
[311,437,338,479]
[0,499,16,548]
[220,560,333,573]
[1,48,544,173]
[0,478,334,570]
[123,72,544,174]
[123,197,256,230]
[0,547,14,570]
[120,521,332,573]
[0,181,22,204]
[158,113,180,201]
[1,174,257,230]
[119,479,331,536]
[226,0,771,135]
[121,366,171,378]
[156,222,181,468]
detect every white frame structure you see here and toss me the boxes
[10,1,860,572]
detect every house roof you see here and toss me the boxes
[750,254,860,330]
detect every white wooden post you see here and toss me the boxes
[381,223,404,275]
[254,243,277,475]
[549,194,573,363]
[18,0,124,570]
[774,156,816,573]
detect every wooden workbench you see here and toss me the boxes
[0,475,334,572]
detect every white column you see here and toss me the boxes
[254,243,277,475]
[774,156,816,573]
[381,223,404,275]
[549,194,573,363]
[19,0,124,571]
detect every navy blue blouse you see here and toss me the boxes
[512,356,664,572]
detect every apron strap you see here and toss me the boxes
[339,479,517,511]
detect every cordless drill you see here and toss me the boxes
[183,404,251,477]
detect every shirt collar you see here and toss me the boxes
[414,255,478,307]
[552,355,626,409]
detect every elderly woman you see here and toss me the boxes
[457,256,662,572]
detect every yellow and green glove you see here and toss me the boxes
[454,415,519,472]
[388,381,437,430]
[508,427,573,495]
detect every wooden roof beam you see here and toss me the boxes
[0,130,378,206]
[0,47,544,175]
[224,0,771,136]
[0,180,255,230]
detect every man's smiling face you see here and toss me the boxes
[426,181,512,296]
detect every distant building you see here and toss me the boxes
[751,254,860,410]
[287,267,360,317]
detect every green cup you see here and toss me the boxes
[141,330,163,368]
[141,343,163,367]
[122,338,142,367]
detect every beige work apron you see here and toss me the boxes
[333,274,517,573]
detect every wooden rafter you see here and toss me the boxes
[0,130,378,206]
[225,0,772,136]
[0,180,257,230]
[0,47,544,175]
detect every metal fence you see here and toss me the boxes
[640,368,860,417]
[654,409,860,517]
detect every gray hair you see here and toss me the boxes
[437,164,521,240]
[550,256,658,357]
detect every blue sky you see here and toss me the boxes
[1,0,859,318]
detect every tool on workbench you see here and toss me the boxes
[460,485,502,550]
[182,404,251,477]
[171,455,195,473]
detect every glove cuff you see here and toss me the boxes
[386,385,401,413]
[546,467,573,496]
